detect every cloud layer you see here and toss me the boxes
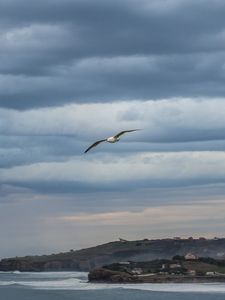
[1,0,225,257]
[1,0,225,109]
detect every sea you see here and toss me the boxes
[1,271,225,300]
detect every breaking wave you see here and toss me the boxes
[1,271,225,293]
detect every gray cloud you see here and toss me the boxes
[1,98,225,171]
[1,0,225,257]
[1,150,225,197]
[1,182,225,257]
[1,0,225,108]
[1,98,225,140]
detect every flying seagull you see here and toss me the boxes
[84,129,141,153]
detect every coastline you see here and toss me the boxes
[88,268,225,284]
[89,275,225,284]
[136,275,225,284]
[1,238,225,272]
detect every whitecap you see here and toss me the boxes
[1,272,225,293]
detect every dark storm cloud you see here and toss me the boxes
[2,52,225,109]
[1,0,225,108]
[2,1,225,257]
[1,0,225,56]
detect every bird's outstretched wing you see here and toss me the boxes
[84,139,107,153]
[114,129,141,139]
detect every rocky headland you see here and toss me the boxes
[0,237,225,272]
[88,256,225,283]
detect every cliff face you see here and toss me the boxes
[0,238,225,272]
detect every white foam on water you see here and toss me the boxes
[4,278,88,289]
[5,280,225,293]
[1,272,225,293]
[16,271,88,278]
[122,283,225,293]
[0,281,16,286]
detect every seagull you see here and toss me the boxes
[84,129,141,153]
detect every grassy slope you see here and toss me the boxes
[183,261,225,273]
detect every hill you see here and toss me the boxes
[88,256,225,283]
[0,238,225,272]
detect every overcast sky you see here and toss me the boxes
[1,0,225,258]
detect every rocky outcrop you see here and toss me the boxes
[88,269,225,284]
[0,238,225,272]
[88,268,141,283]
[88,256,225,284]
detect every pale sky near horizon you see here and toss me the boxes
[1,0,225,258]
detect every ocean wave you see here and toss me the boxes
[0,271,87,276]
[1,280,225,293]
[124,283,225,293]
[1,272,225,293]
[0,278,87,288]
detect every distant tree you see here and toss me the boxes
[198,257,216,264]
[172,255,185,261]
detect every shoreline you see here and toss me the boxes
[137,275,225,284]
[88,268,225,284]
[89,276,225,284]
